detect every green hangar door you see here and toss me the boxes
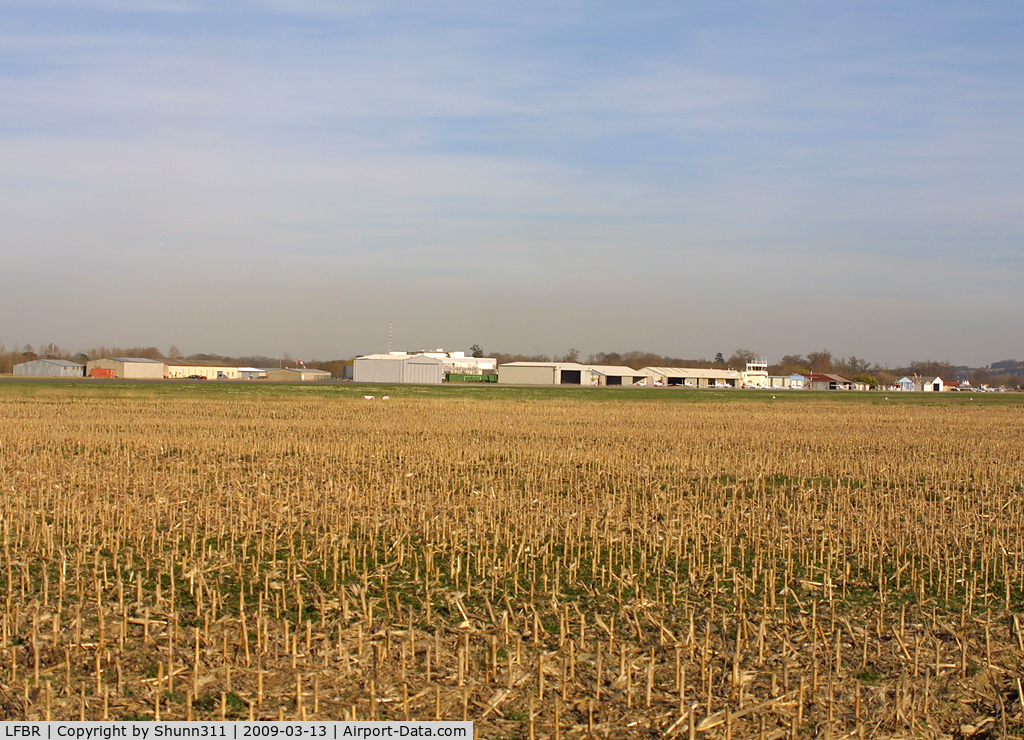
[559,369,582,384]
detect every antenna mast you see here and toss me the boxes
[389,321,393,353]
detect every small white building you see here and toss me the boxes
[353,354,445,384]
[238,367,267,380]
[86,357,166,379]
[14,359,85,377]
[897,376,944,392]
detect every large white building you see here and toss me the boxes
[640,367,742,388]
[416,350,497,376]
[497,362,647,386]
[497,361,587,385]
[14,359,85,377]
[85,357,166,379]
[164,359,239,379]
[353,354,445,384]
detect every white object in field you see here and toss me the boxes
[363,395,375,400]
[382,396,390,400]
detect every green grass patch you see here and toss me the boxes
[1,378,1021,406]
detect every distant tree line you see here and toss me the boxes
[490,348,750,369]
[0,342,166,374]
[0,341,353,377]
[161,351,353,377]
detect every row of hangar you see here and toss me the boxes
[16,354,795,389]
[353,355,773,387]
[496,362,751,387]
[13,357,331,381]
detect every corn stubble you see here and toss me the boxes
[1,394,1023,737]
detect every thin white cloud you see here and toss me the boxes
[1,3,1022,363]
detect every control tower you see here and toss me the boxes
[743,358,769,387]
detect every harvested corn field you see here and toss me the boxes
[1,390,1023,738]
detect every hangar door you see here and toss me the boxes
[559,369,581,384]
[354,358,402,383]
[404,360,443,385]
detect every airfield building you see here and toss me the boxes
[497,362,591,385]
[741,359,769,387]
[353,354,445,384]
[416,350,497,378]
[85,357,166,379]
[896,376,944,392]
[804,373,854,391]
[265,368,332,382]
[640,367,741,388]
[13,359,86,377]
[164,359,239,380]
[497,362,648,386]
[588,365,649,386]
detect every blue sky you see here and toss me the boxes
[1,2,1022,364]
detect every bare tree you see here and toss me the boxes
[769,355,809,376]
[835,355,872,377]
[969,368,991,387]
[38,343,70,359]
[907,359,956,380]
[806,350,834,373]
[588,351,622,365]
[727,349,759,368]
